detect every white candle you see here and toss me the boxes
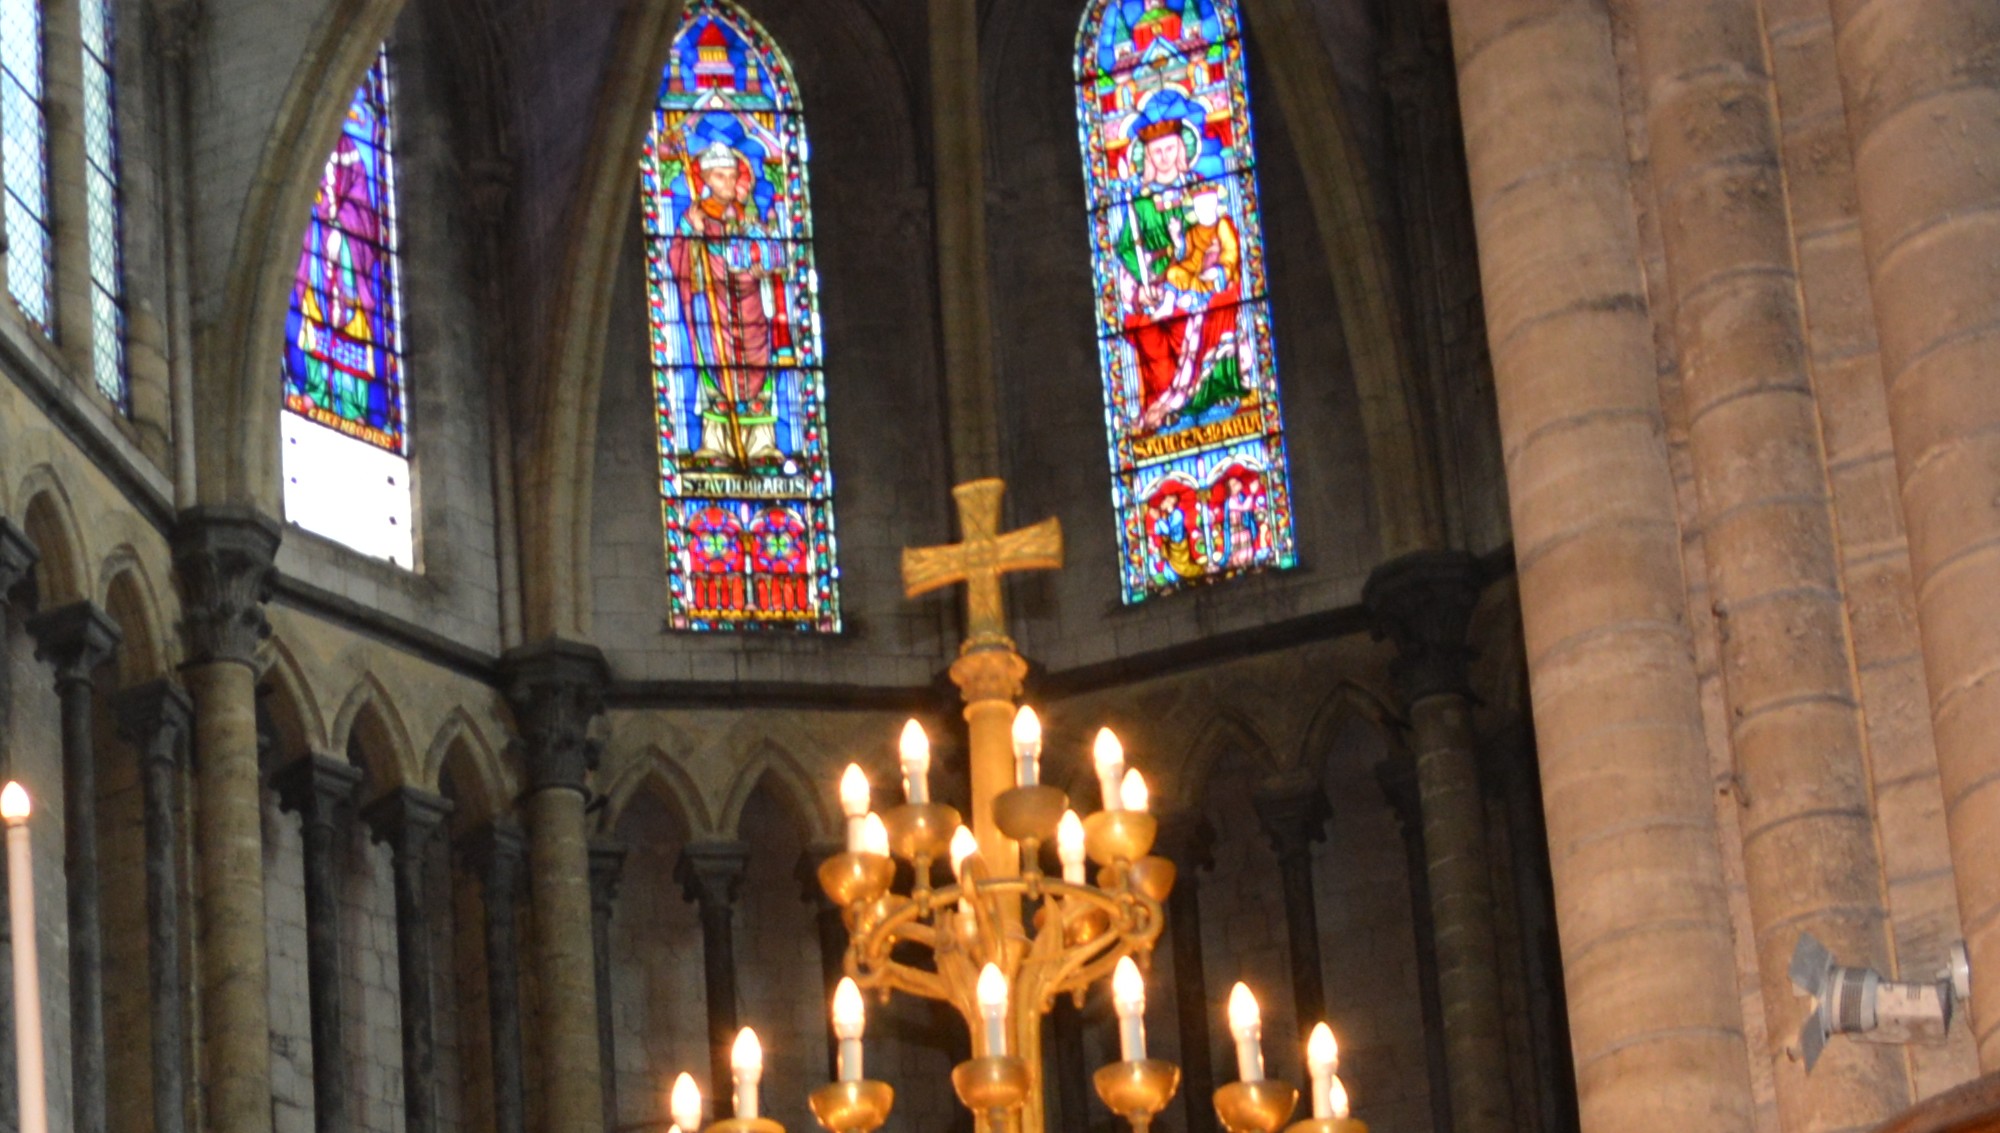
[1011,706,1042,787]
[3,784,44,1133]
[1307,1023,1339,1119]
[731,1027,763,1119]
[670,1071,703,1133]
[1227,982,1264,1082]
[950,827,978,918]
[840,764,871,852]
[1112,956,1147,1061]
[977,964,1009,1057]
[1092,728,1125,811]
[1056,810,1086,884]
[899,720,931,805]
[1120,769,1150,814]
[832,977,866,1083]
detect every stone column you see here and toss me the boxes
[1252,782,1331,1040]
[1155,813,1216,1133]
[587,840,626,1133]
[40,0,96,378]
[504,641,608,1133]
[925,0,999,480]
[1364,552,1512,1133]
[24,601,119,1133]
[1622,1,1910,1122]
[274,754,364,1133]
[0,519,34,1133]
[1376,756,1452,1133]
[796,845,846,1083]
[364,788,455,1133]
[172,508,282,1133]
[464,822,528,1133]
[678,842,749,1099]
[1440,5,1758,1129]
[1827,0,2000,1069]
[113,679,193,1133]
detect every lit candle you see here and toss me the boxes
[950,826,979,917]
[859,813,890,858]
[670,1071,703,1133]
[3,784,43,1133]
[1307,1023,1339,1119]
[899,720,932,805]
[1227,982,1264,1082]
[840,764,871,852]
[1329,1076,1354,1123]
[832,977,866,1083]
[1093,728,1126,811]
[1112,956,1147,1061]
[1011,706,1042,787]
[731,1027,763,1120]
[1119,769,1150,814]
[977,963,1009,1056]
[1056,810,1086,884]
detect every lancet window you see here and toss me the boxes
[81,0,125,407]
[0,0,50,330]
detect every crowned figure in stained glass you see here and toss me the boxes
[1077,0,1299,603]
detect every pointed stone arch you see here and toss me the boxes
[601,745,712,841]
[194,0,412,511]
[1176,710,1282,810]
[426,707,510,830]
[329,671,419,792]
[257,634,331,766]
[1297,678,1402,783]
[715,737,834,843]
[99,549,170,683]
[17,469,89,607]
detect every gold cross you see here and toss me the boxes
[902,478,1063,650]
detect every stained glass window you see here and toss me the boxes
[1074,0,1298,604]
[279,46,414,568]
[641,0,839,632]
[81,0,125,408]
[0,0,50,330]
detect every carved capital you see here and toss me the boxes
[362,788,454,863]
[676,841,751,910]
[501,640,608,795]
[588,840,628,916]
[171,508,282,667]
[0,518,37,606]
[948,646,1027,707]
[272,754,364,830]
[114,679,193,768]
[27,601,122,686]
[1252,781,1331,864]
[1363,550,1483,706]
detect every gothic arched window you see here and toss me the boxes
[81,0,127,408]
[642,0,840,632]
[279,46,414,567]
[1074,0,1298,604]
[1,0,51,331]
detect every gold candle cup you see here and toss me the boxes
[1213,1081,1300,1133]
[808,1080,895,1133]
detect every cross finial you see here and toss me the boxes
[902,479,1063,651]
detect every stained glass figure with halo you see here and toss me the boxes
[642,0,840,632]
[1074,0,1299,603]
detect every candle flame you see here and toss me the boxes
[1056,810,1085,863]
[1112,956,1146,1012]
[1227,982,1261,1034]
[859,813,890,858]
[670,1072,702,1132]
[839,764,870,818]
[1120,769,1150,813]
[1012,706,1041,751]
[0,782,28,822]
[1307,1022,1339,1075]
[1328,1076,1351,1120]
[731,1027,763,1073]
[898,719,930,772]
[977,963,1009,1012]
[1092,727,1125,778]
[832,977,865,1038]
[950,826,978,880]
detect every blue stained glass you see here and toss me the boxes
[80,0,124,409]
[1074,0,1298,604]
[0,0,48,331]
[281,47,407,454]
[641,0,840,633]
